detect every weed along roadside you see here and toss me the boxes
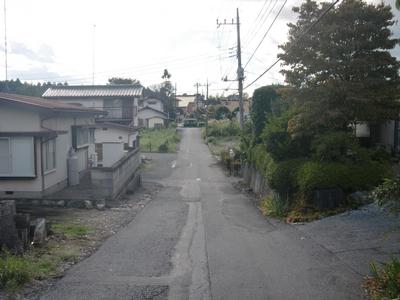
[0,183,161,298]
[139,127,181,153]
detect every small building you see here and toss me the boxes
[138,106,168,129]
[0,93,103,199]
[88,122,139,167]
[42,85,143,126]
[139,97,165,112]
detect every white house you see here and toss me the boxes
[139,97,164,112]
[87,122,139,167]
[0,93,103,199]
[138,106,168,129]
[42,85,143,127]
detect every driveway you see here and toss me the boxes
[37,128,400,300]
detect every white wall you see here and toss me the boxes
[149,117,165,128]
[143,98,164,112]
[94,127,130,144]
[56,98,104,110]
[138,108,166,128]
[102,143,125,167]
[0,106,41,131]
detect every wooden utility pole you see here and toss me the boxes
[217,8,244,129]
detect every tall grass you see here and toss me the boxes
[140,128,180,152]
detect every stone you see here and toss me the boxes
[84,200,93,209]
[0,200,22,253]
[32,218,47,245]
[349,191,370,204]
[56,200,65,207]
[96,199,106,210]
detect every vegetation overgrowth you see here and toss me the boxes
[140,127,180,153]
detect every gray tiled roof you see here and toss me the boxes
[43,85,143,98]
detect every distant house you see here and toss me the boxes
[221,97,251,121]
[355,121,400,153]
[139,97,165,112]
[0,93,103,199]
[42,85,143,126]
[138,106,168,129]
[187,102,197,114]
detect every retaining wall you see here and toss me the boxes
[242,162,272,202]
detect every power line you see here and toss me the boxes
[244,0,340,90]
[242,0,271,46]
[244,0,288,69]
[242,0,278,50]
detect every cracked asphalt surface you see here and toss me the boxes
[36,128,400,300]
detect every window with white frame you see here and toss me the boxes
[44,139,56,172]
[0,136,35,177]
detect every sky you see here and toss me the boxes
[0,0,399,97]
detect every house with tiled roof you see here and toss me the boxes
[0,93,104,198]
[42,85,143,126]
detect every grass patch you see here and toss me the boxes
[260,194,288,218]
[0,250,33,294]
[207,136,240,156]
[0,222,92,295]
[140,128,180,153]
[52,223,91,238]
[364,258,400,300]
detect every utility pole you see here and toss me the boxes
[217,8,244,129]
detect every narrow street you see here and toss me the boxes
[38,128,365,300]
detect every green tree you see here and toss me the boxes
[251,85,281,143]
[107,77,141,85]
[279,0,400,136]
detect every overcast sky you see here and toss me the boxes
[0,0,398,96]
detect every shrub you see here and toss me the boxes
[207,120,240,138]
[266,159,305,194]
[0,250,32,293]
[297,160,393,195]
[364,258,400,300]
[370,178,400,214]
[158,143,169,153]
[311,131,357,162]
[260,193,288,217]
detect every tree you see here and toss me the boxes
[251,85,282,143]
[107,77,141,85]
[279,0,400,136]
[161,69,171,80]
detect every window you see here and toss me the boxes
[44,139,56,172]
[77,128,89,146]
[0,137,35,178]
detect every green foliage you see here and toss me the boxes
[207,120,241,138]
[370,178,400,214]
[214,105,231,120]
[296,160,393,194]
[251,85,281,142]
[107,77,140,85]
[260,193,288,218]
[140,128,180,153]
[0,250,32,293]
[365,258,400,300]
[0,79,67,97]
[279,0,400,135]
[262,111,310,161]
[311,131,358,162]
[52,223,91,239]
[158,142,169,153]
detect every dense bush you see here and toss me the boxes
[260,193,288,217]
[207,120,240,138]
[370,178,400,214]
[158,142,169,153]
[311,131,358,162]
[296,160,393,194]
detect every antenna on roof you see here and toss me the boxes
[92,24,96,86]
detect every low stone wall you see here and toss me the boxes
[91,148,141,201]
[242,162,272,202]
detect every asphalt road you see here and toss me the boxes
[38,128,375,300]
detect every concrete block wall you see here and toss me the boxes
[91,148,141,201]
[242,162,272,202]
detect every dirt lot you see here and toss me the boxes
[1,182,161,300]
